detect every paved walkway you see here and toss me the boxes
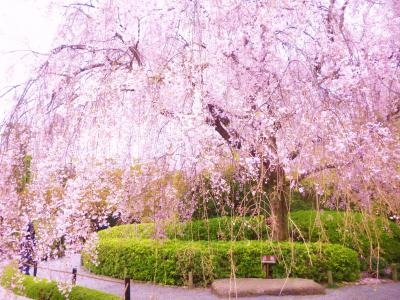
[13,255,400,299]
[0,286,30,300]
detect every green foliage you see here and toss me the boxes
[16,154,32,193]
[127,216,271,241]
[1,264,119,300]
[69,286,120,300]
[360,256,389,277]
[290,210,400,264]
[167,216,269,241]
[190,165,318,218]
[98,222,156,239]
[289,191,314,211]
[100,210,400,267]
[190,165,269,219]
[83,237,359,286]
[99,217,269,241]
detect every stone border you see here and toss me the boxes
[211,278,325,298]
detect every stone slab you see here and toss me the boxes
[211,278,325,298]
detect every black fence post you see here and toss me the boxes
[33,262,37,277]
[72,268,77,285]
[124,277,131,300]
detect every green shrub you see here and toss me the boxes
[360,256,389,277]
[100,210,400,265]
[98,216,269,241]
[290,210,400,264]
[289,191,314,211]
[1,264,120,300]
[83,238,359,286]
[98,222,156,239]
[167,216,269,241]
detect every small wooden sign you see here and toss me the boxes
[261,255,276,264]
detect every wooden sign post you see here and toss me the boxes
[261,255,276,279]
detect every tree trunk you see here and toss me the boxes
[270,192,289,241]
[267,165,289,241]
[207,104,289,240]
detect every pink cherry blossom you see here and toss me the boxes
[0,0,399,257]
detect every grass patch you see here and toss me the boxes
[1,263,120,300]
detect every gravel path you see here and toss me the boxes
[23,255,400,299]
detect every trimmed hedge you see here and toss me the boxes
[290,210,400,264]
[99,222,156,239]
[99,210,400,264]
[0,264,119,300]
[99,216,268,241]
[83,238,360,286]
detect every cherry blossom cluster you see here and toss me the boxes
[0,0,399,253]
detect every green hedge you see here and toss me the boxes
[99,216,269,241]
[99,210,400,264]
[83,238,359,286]
[290,210,400,264]
[0,264,119,300]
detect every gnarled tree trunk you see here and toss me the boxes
[207,103,289,241]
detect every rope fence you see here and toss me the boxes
[33,264,130,300]
[36,265,124,284]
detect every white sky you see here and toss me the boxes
[0,0,59,122]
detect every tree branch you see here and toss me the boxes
[207,104,241,149]
[298,160,352,181]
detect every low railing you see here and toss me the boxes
[32,264,131,300]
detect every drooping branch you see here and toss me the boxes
[206,103,303,167]
[298,160,352,181]
[298,163,336,181]
[64,2,97,9]
[207,103,241,149]
[51,44,88,55]
[73,63,105,76]
[327,0,336,41]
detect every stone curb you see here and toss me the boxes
[211,278,325,298]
